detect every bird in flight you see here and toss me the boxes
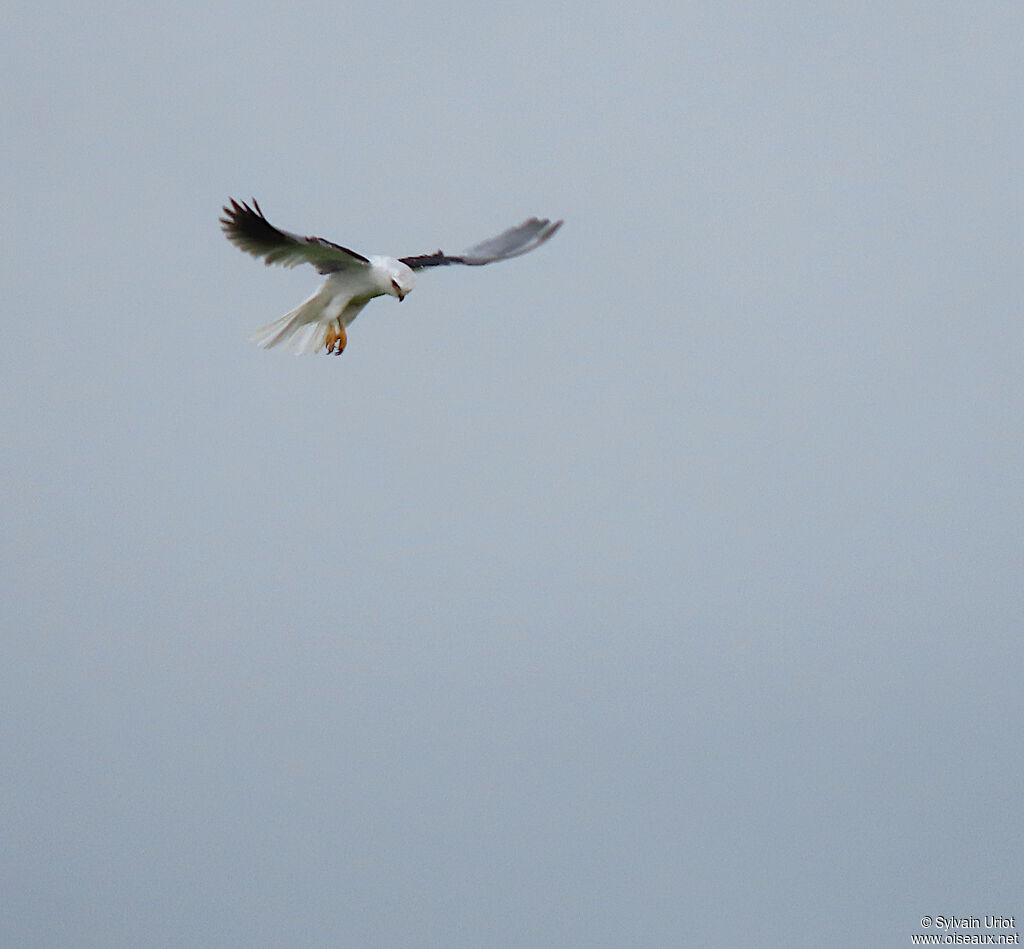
[220,199,562,355]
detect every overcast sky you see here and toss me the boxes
[3,2,1022,947]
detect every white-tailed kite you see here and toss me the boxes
[220,199,562,355]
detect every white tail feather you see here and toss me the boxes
[248,289,330,354]
[248,288,373,355]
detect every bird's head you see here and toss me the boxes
[374,257,415,302]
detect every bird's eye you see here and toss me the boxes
[391,279,400,291]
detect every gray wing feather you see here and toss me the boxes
[399,217,562,270]
[220,199,370,274]
[461,217,563,264]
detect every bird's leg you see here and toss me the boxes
[324,319,347,355]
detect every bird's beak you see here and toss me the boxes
[398,292,406,302]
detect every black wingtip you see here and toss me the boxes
[220,197,249,231]
[220,197,265,223]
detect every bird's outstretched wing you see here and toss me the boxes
[399,217,563,270]
[220,199,370,274]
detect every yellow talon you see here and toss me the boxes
[324,320,347,355]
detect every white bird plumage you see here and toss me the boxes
[220,199,562,355]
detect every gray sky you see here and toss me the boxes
[3,2,1022,946]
